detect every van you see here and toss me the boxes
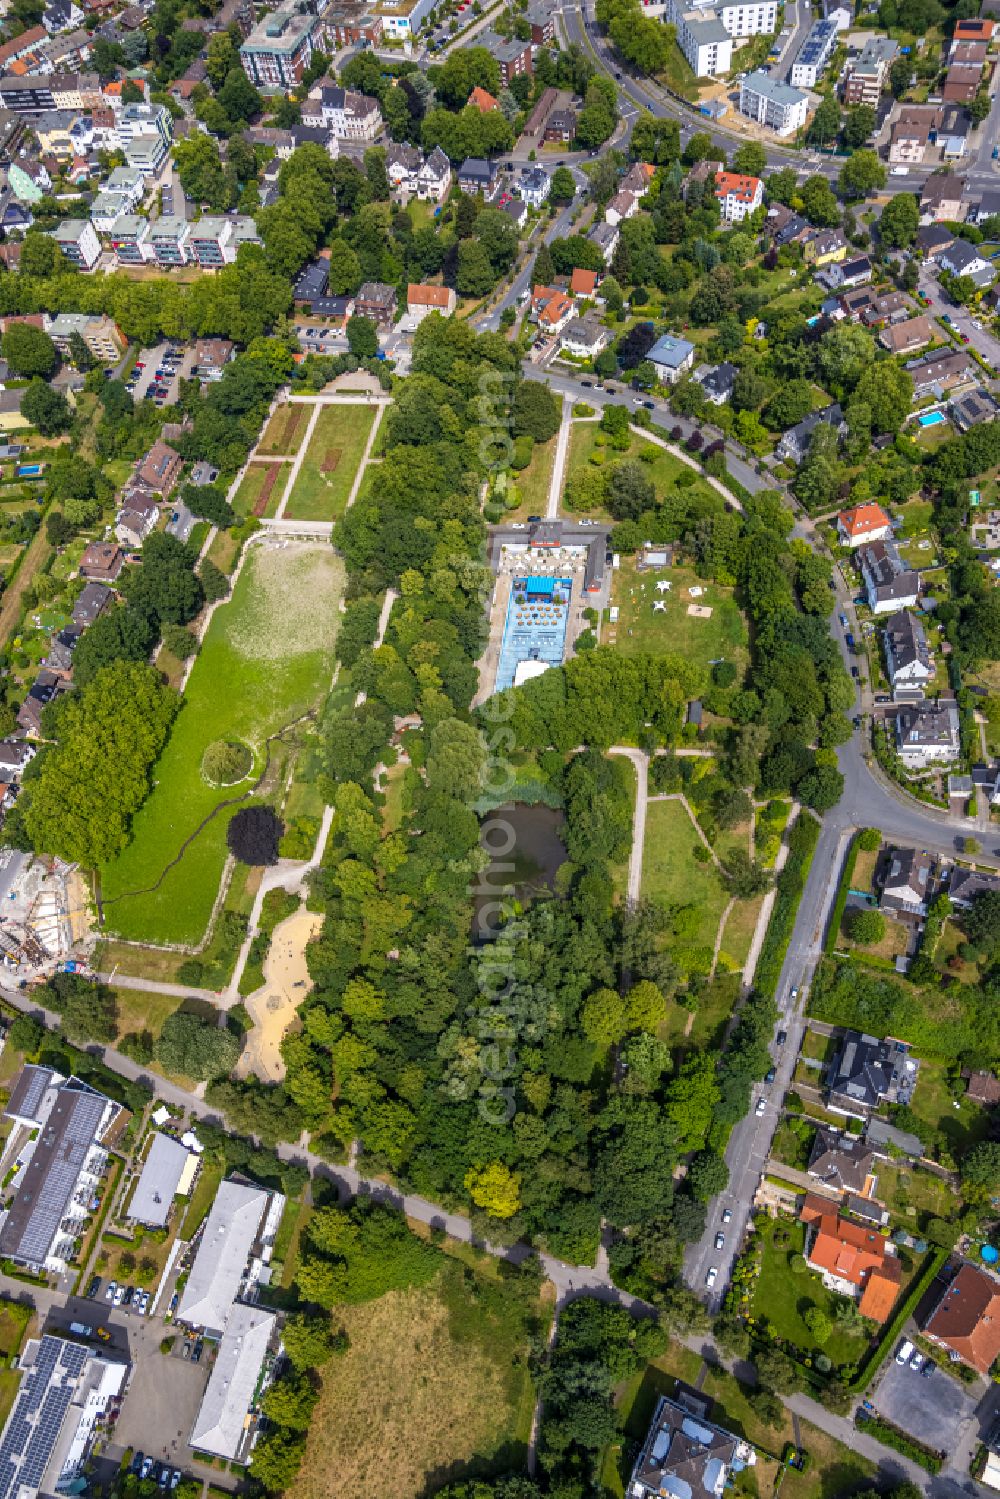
[896,1339,915,1364]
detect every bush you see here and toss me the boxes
[847,907,885,945]
[858,827,881,851]
[202,740,253,787]
[790,1253,808,1274]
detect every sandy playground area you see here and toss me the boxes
[239,904,323,1082]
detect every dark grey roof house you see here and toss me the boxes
[807,1125,876,1193]
[879,846,933,916]
[827,1031,918,1118]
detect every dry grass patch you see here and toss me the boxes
[290,1277,532,1499]
[258,404,308,457]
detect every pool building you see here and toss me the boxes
[486,519,613,696]
[496,576,573,692]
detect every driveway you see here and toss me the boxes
[872,1354,979,1457]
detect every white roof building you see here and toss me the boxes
[177,1179,282,1337]
[128,1132,195,1228]
[189,1304,276,1463]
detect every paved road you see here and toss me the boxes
[521,364,768,495]
[916,265,1000,375]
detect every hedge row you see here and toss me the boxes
[855,1413,943,1473]
[824,831,861,955]
[754,812,821,999]
[847,1245,948,1394]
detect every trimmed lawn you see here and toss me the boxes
[750,1217,872,1370]
[284,404,375,521]
[609,558,748,677]
[233,461,291,519]
[258,403,310,457]
[180,1153,224,1237]
[687,972,740,1049]
[718,894,764,972]
[641,800,729,961]
[877,1159,958,1227]
[781,1418,876,1499]
[836,912,910,963]
[904,1055,990,1165]
[504,435,557,520]
[100,545,344,946]
[701,1364,794,1452]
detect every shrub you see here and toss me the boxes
[858,827,881,851]
[227,806,283,866]
[202,740,253,787]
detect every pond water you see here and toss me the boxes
[472,802,567,942]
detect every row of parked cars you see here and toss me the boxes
[896,1338,935,1378]
[125,346,185,406]
[130,1453,182,1488]
[86,1277,151,1315]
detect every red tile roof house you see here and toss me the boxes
[837,502,893,548]
[536,289,574,335]
[924,1262,1000,1375]
[800,1197,901,1323]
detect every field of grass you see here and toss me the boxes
[284,405,376,521]
[100,544,344,946]
[836,911,910,963]
[113,986,181,1041]
[782,1418,877,1499]
[180,1153,224,1237]
[641,800,729,953]
[750,1217,873,1370]
[257,404,310,457]
[609,558,748,677]
[905,1055,989,1164]
[288,1265,537,1499]
[233,461,291,520]
[505,435,557,520]
[877,1158,958,1227]
[719,893,764,972]
[0,1301,30,1361]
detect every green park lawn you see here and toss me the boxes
[233,461,291,519]
[284,404,376,521]
[99,544,343,946]
[641,799,729,961]
[750,1217,873,1370]
[608,558,749,677]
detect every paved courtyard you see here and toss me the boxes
[872,1353,979,1454]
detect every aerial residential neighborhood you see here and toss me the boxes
[0,0,999,1491]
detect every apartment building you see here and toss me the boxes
[51,216,100,270]
[376,0,437,38]
[790,18,838,87]
[108,213,151,264]
[45,312,124,359]
[301,83,382,139]
[842,35,896,104]
[185,215,261,267]
[739,70,808,134]
[663,0,776,74]
[240,2,317,87]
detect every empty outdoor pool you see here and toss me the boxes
[495,576,572,693]
[917,411,945,429]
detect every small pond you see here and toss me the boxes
[472,802,567,942]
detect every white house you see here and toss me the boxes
[713,170,763,223]
[837,502,892,548]
[560,316,612,359]
[520,166,550,209]
[647,334,696,384]
[895,701,961,768]
[417,146,451,203]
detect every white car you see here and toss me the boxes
[706,1267,718,1288]
[755,1097,766,1116]
[910,1351,923,1371]
[721,1209,732,1224]
[890,167,910,176]
[715,1233,725,1250]
[896,1338,915,1365]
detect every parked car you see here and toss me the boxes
[170,1474,182,1490]
[140,1459,153,1480]
[851,666,860,679]
[921,1360,934,1378]
[910,1351,923,1370]
[776,1029,787,1045]
[181,1341,191,1359]
[131,1453,144,1476]
[755,1097,766,1116]
[721,1208,732,1223]
[104,1282,117,1303]
[714,1233,725,1250]
[706,1267,718,1287]
[86,1277,100,1299]
[896,1339,915,1364]
[765,1066,776,1084]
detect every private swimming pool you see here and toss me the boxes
[15,464,42,478]
[495,576,573,693]
[917,411,945,429]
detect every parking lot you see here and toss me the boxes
[126,341,196,408]
[873,1348,979,1454]
[111,1312,213,1471]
